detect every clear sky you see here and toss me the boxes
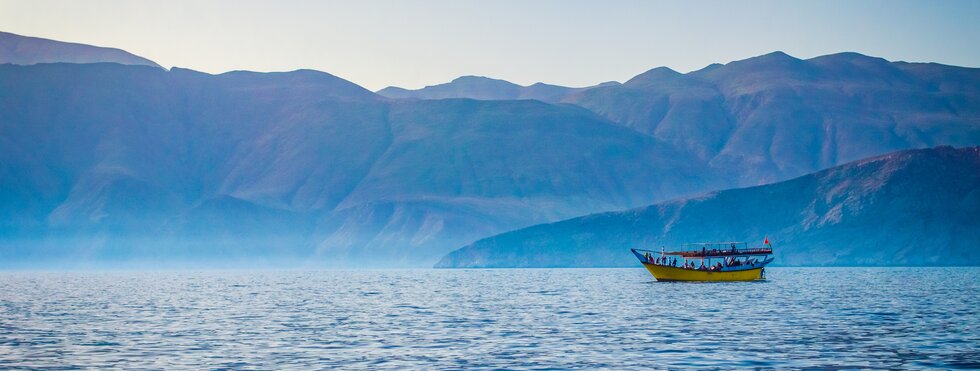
[2,0,978,91]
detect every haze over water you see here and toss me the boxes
[1,268,977,369]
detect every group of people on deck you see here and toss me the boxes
[644,251,759,271]
[646,253,679,267]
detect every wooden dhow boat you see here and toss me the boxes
[631,240,774,282]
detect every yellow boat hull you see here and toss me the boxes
[642,263,764,282]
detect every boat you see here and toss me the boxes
[631,240,775,282]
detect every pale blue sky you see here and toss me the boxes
[2,0,978,90]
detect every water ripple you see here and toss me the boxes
[0,268,977,369]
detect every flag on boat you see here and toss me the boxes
[764,236,769,245]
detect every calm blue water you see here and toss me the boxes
[0,268,977,369]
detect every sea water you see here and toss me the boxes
[0,268,977,369]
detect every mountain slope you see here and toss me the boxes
[0,31,160,67]
[313,99,697,265]
[0,62,387,265]
[562,52,980,185]
[436,146,980,268]
[0,62,695,267]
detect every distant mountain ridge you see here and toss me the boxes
[436,146,980,268]
[0,31,160,67]
[377,75,618,102]
[572,51,980,185]
[383,52,980,188]
[1,32,978,268]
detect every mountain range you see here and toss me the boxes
[382,52,980,186]
[1,31,978,267]
[0,63,691,267]
[436,146,980,267]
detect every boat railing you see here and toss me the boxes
[632,245,772,258]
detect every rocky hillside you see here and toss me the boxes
[436,146,980,267]
[563,52,980,185]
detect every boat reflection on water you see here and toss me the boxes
[632,240,775,282]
